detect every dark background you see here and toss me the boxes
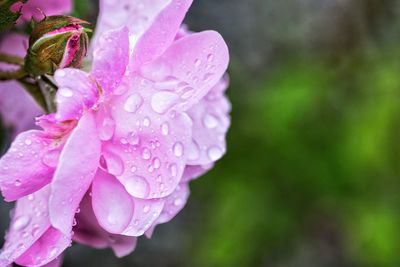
[2,0,400,266]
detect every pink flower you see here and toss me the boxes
[17,0,72,22]
[0,0,230,265]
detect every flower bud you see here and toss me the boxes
[25,15,91,76]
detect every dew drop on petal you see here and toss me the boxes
[169,164,178,177]
[13,215,30,231]
[59,88,74,97]
[143,205,150,213]
[187,141,200,161]
[103,152,124,176]
[127,132,140,145]
[161,122,169,136]
[151,92,179,114]
[203,114,218,129]
[98,117,115,141]
[173,142,184,157]
[142,148,151,160]
[125,175,150,198]
[207,146,223,161]
[124,93,143,113]
[174,198,183,206]
[42,150,60,168]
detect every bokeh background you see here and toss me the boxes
[1,0,400,266]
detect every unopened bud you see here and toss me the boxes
[25,15,91,76]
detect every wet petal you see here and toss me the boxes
[142,30,229,112]
[20,0,72,21]
[181,164,214,183]
[0,186,52,265]
[54,69,98,121]
[186,87,231,165]
[92,27,130,94]
[74,192,137,257]
[92,170,134,234]
[15,227,70,267]
[131,0,193,70]
[42,254,64,267]
[49,112,101,235]
[92,0,170,50]
[0,131,55,201]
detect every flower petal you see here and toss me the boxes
[92,170,134,234]
[139,30,229,112]
[74,192,137,257]
[131,0,193,70]
[21,0,72,21]
[49,112,101,235]
[186,84,231,165]
[108,94,192,198]
[15,227,70,267]
[0,186,52,265]
[53,69,98,121]
[0,131,55,201]
[92,0,170,50]
[92,27,130,94]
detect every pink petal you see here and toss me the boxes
[181,164,214,183]
[74,192,137,257]
[145,183,189,238]
[20,0,72,21]
[107,90,192,198]
[0,131,55,201]
[121,197,165,237]
[15,227,70,267]
[91,27,130,94]
[53,69,99,121]
[92,0,170,51]
[42,254,64,267]
[0,186,52,265]
[131,0,193,70]
[91,170,134,234]
[186,85,231,165]
[49,112,101,235]
[138,30,229,112]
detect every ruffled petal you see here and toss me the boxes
[0,131,55,201]
[74,192,137,257]
[92,0,170,50]
[0,186,52,265]
[131,0,193,70]
[138,30,229,112]
[49,112,101,235]
[91,170,134,234]
[181,164,214,183]
[145,182,189,238]
[42,255,64,267]
[15,227,70,267]
[53,69,99,121]
[91,27,130,94]
[186,86,231,165]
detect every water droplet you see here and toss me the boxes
[153,157,161,169]
[154,76,180,90]
[207,54,214,62]
[161,122,169,136]
[49,247,58,258]
[27,194,34,201]
[13,215,30,231]
[114,82,129,95]
[31,226,40,237]
[140,61,172,82]
[202,73,214,82]
[125,175,150,198]
[42,149,60,168]
[187,141,200,161]
[174,198,183,206]
[124,93,143,113]
[130,165,137,173]
[203,114,218,129]
[14,180,22,187]
[169,164,178,177]
[151,92,179,114]
[142,148,151,160]
[181,87,195,99]
[207,146,223,161]
[24,139,32,146]
[98,117,115,141]
[143,117,151,127]
[59,88,73,97]
[127,132,140,145]
[195,59,201,68]
[173,142,184,157]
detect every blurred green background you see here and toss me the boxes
[2,0,400,266]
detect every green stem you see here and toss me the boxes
[0,53,24,66]
[0,68,27,81]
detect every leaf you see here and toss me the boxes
[0,0,28,33]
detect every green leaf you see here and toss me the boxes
[0,0,27,33]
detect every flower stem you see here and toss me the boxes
[0,53,24,66]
